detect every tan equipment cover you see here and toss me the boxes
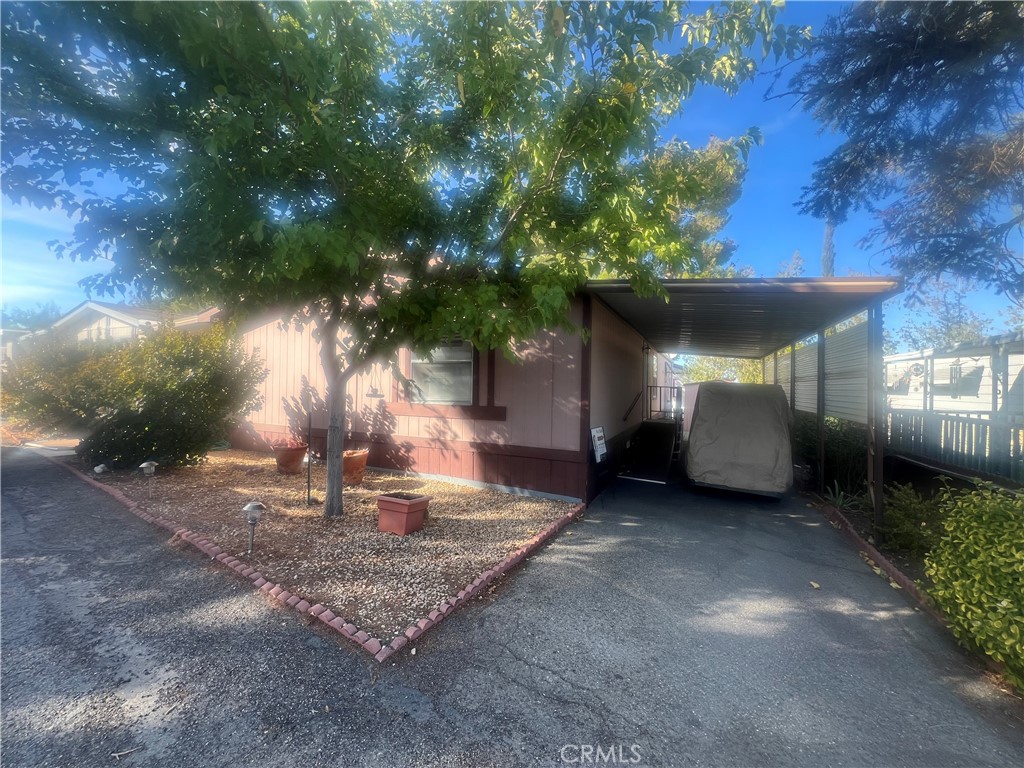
[685,382,793,496]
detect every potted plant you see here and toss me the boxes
[376,492,430,536]
[271,438,308,475]
[343,448,369,485]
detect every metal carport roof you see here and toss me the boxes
[586,278,903,358]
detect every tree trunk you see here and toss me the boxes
[323,375,346,518]
[316,308,350,519]
[821,220,835,277]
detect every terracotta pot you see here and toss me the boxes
[376,493,430,536]
[343,448,369,485]
[272,444,308,474]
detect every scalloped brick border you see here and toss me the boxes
[38,452,584,663]
[382,503,584,662]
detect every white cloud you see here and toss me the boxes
[758,107,802,138]
[1,200,77,235]
[1,229,112,312]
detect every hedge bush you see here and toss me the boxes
[880,482,944,557]
[1,338,111,430]
[925,482,1024,688]
[5,324,266,467]
[793,412,868,495]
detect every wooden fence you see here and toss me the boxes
[887,409,1024,484]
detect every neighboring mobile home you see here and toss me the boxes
[238,278,902,506]
[884,332,1023,483]
[19,301,220,349]
[1,327,29,365]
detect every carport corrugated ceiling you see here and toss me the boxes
[586,278,903,359]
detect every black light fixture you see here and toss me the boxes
[366,363,384,398]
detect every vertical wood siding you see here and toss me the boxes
[492,318,583,451]
[589,299,644,439]
[239,305,586,499]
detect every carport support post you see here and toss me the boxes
[866,303,885,527]
[816,329,826,495]
[642,341,650,421]
[789,343,796,416]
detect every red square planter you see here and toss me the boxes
[376,493,430,536]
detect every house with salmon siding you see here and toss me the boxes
[236,278,902,505]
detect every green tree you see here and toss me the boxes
[776,249,804,278]
[673,354,761,384]
[1000,304,1023,336]
[899,278,992,351]
[787,2,1024,306]
[1,300,62,330]
[2,1,807,516]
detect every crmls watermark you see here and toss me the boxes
[559,744,643,764]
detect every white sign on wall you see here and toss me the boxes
[591,427,608,463]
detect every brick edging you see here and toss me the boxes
[39,452,584,664]
[819,502,944,623]
[382,503,585,663]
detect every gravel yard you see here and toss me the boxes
[76,449,577,642]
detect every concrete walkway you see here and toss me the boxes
[2,447,1021,767]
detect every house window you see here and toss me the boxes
[410,342,474,405]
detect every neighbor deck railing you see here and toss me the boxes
[887,409,1024,483]
[647,385,682,422]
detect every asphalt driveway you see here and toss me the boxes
[2,447,1021,767]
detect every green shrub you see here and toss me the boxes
[823,479,865,511]
[925,482,1024,688]
[880,482,944,557]
[793,412,868,495]
[2,338,111,430]
[5,324,266,467]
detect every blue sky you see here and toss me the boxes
[1,1,1017,346]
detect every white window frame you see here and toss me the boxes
[410,342,475,405]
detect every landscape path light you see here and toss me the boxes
[139,461,158,497]
[242,501,267,555]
